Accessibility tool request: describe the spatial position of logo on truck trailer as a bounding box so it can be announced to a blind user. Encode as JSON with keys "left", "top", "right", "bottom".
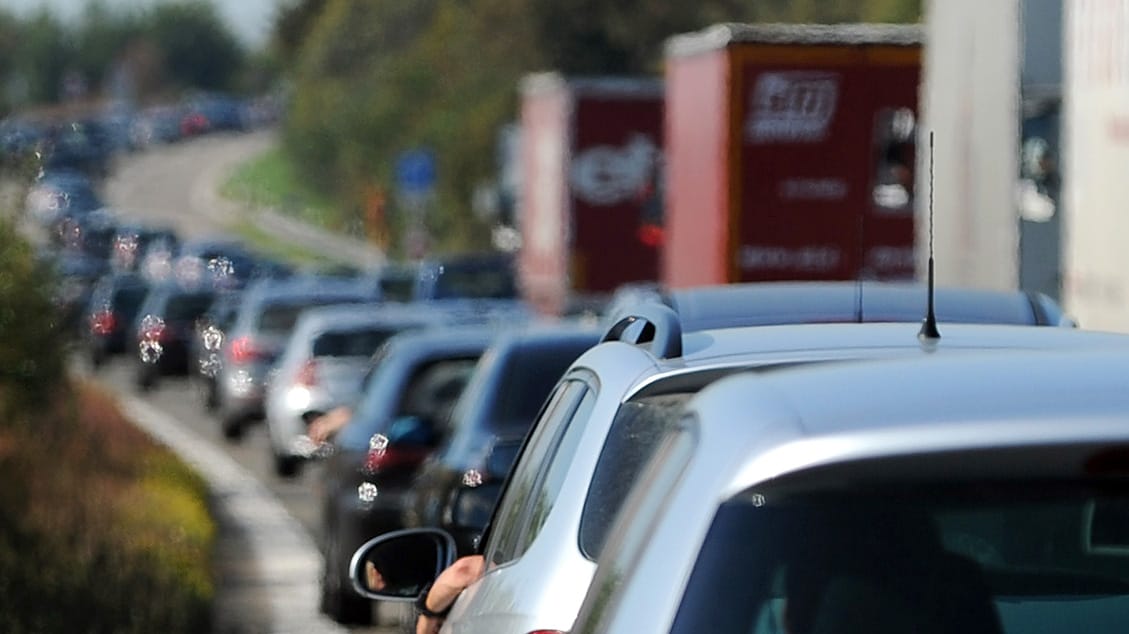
{"left": 746, "top": 71, "right": 840, "bottom": 143}
{"left": 570, "top": 133, "right": 660, "bottom": 205}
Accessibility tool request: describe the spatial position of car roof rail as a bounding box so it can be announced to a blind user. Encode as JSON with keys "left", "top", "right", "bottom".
{"left": 601, "top": 302, "right": 683, "bottom": 359}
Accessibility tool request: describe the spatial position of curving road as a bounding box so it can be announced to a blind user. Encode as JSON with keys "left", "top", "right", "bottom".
{"left": 84, "top": 131, "right": 403, "bottom": 634}
{"left": 104, "top": 130, "right": 385, "bottom": 268}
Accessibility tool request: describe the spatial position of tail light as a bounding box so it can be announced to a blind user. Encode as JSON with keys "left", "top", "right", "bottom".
{"left": 637, "top": 223, "right": 664, "bottom": 247}
{"left": 229, "top": 336, "right": 261, "bottom": 363}
{"left": 90, "top": 309, "right": 116, "bottom": 335}
{"left": 362, "top": 445, "right": 431, "bottom": 475}
{"left": 295, "top": 359, "right": 319, "bottom": 387}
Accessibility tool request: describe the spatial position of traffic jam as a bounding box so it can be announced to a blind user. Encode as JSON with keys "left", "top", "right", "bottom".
{"left": 7, "top": 4, "right": 1129, "bottom": 634}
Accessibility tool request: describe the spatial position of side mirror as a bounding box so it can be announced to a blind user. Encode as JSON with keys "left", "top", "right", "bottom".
{"left": 445, "top": 437, "right": 523, "bottom": 538}
{"left": 349, "top": 528, "right": 457, "bottom": 601}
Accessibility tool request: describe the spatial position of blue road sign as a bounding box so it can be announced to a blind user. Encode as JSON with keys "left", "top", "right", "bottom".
{"left": 396, "top": 149, "right": 436, "bottom": 195}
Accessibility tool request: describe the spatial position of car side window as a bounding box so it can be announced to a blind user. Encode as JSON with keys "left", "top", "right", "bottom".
{"left": 485, "top": 378, "right": 592, "bottom": 568}
{"left": 516, "top": 387, "right": 596, "bottom": 552}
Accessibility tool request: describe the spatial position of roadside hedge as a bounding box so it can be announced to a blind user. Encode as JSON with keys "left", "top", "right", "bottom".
{"left": 0, "top": 382, "right": 216, "bottom": 633}
{"left": 0, "top": 208, "right": 216, "bottom": 633}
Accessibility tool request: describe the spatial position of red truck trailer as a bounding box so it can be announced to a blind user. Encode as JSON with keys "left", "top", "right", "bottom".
{"left": 663, "top": 23, "right": 923, "bottom": 288}
{"left": 517, "top": 73, "right": 664, "bottom": 316}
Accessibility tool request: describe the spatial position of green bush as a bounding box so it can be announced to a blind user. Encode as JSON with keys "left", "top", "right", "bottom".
{"left": 0, "top": 215, "right": 216, "bottom": 633}
{"left": 0, "top": 383, "right": 216, "bottom": 634}
{"left": 0, "top": 214, "right": 67, "bottom": 424}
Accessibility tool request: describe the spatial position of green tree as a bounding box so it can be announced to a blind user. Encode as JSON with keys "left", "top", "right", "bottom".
{"left": 272, "top": 0, "right": 331, "bottom": 65}
{"left": 279, "top": 0, "right": 922, "bottom": 255}
{"left": 0, "top": 218, "right": 66, "bottom": 422}
{"left": 14, "top": 11, "right": 72, "bottom": 104}
{"left": 74, "top": 1, "right": 145, "bottom": 96}
{"left": 146, "top": 1, "right": 245, "bottom": 92}
{"left": 0, "top": 9, "right": 18, "bottom": 113}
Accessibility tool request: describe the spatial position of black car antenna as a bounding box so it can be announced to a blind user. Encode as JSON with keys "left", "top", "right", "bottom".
{"left": 919, "top": 131, "right": 941, "bottom": 340}
{"left": 855, "top": 213, "right": 865, "bottom": 323}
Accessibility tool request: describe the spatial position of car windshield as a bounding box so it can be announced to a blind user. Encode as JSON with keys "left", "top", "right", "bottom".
{"left": 432, "top": 264, "right": 517, "bottom": 300}
{"left": 669, "top": 481, "right": 1129, "bottom": 634}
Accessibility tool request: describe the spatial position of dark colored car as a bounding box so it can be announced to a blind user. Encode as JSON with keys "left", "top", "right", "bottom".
{"left": 55, "top": 207, "right": 119, "bottom": 260}
{"left": 108, "top": 223, "right": 179, "bottom": 273}
{"left": 132, "top": 283, "right": 217, "bottom": 391}
{"left": 130, "top": 104, "right": 184, "bottom": 148}
{"left": 191, "top": 288, "right": 244, "bottom": 412}
{"left": 40, "top": 119, "right": 115, "bottom": 180}
{"left": 81, "top": 271, "right": 150, "bottom": 367}
{"left": 414, "top": 252, "right": 518, "bottom": 301}
{"left": 212, "top": 276, "right": 378, "bottom": 438}
{"left": 187, "top": 93, "right": 247, "bottom": 132}
{"left": 403, "top": 324, "right": 602, "bottom": 554}
{"left": 140, "top": 236, "right": 289, "bottom": 291}
{"left": 318, "top": 326, "right": 497, "bottom": 625}
{"left": 47, "top": 250, "right": 111, "bottom": 334}
{"left": 25, "top": 168, "right": 104, "bottom": 231}
{"left": 370, "top": 261, "right": 418, "bottom": 302}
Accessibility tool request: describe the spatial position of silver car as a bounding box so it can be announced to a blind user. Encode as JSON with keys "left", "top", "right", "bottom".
{"left": 571, "top": 348, "right": 1129, "bottom": 633}
{"left": 263, "top": 302, "right": 447, "bottom": 477}
{"left": 346, "top": 303, "right": 1129, "bottom": 634}
{"left": 213, "top": 275, "right": 378, "bottom": 439}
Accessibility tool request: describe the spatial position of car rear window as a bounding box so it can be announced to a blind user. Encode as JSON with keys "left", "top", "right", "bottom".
{"left": 578, "top": 393, "right": 691, "bottom": 559}
{"left": 113, "top": 285, "right": 149, "bottom": 314}
{"left": 312, "top": 327, "right": 404, "bottom": 358}
{"left": 165, "top": 292, "right": 214, "bottom": 321}
{"left": 670, "top": 481, "right": 1129, "bottom": 634}
{"left": 490, "top": 339, "right": 596, "bottom": 426}
{"left": 256, "top": 298, "right": 368, "bottom": 333}
{"left": 432, "top": 265, "right": 517, "bottom": 300}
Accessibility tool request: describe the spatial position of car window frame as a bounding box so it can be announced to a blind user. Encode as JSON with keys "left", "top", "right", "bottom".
{"left": 479, "top": 370, "right": 597, "bottom": 568}
{"left": 575, "top": 420, "right": 698, "bottom": 634}
{"left": 513, "top": 384, "right": 597, "bottom": 554}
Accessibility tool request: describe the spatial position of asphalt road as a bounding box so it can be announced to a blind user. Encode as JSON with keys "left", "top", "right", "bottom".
{"left": 79, "top": 131, "right": 406, "bottom": 633}
{"left": 103, "top": 129, "right": 384, "bottom": 268}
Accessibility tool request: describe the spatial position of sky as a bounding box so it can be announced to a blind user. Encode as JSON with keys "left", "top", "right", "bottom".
{"left": 3, "top": 0, "right": 283, "bottom": 49}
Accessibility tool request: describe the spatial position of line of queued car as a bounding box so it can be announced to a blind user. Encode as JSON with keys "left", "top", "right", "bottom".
{"left": 320, "top": 280, "right": 1129, "bottom": 634}
{"left": 1, "top": 92, "right": 283, "bottom": 176}
{"left": 44, "top": 178, "right": 1129, "bottom": 634}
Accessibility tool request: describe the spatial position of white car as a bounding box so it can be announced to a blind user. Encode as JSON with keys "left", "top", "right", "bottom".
{"left": 344, "top": 298, "right": 1129, "bottom": 634}
{"left": 571, "top": 348, "right": 1129, "bottom": 633}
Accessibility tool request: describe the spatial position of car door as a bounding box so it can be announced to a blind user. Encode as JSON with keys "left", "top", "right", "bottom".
{"left": 447, "top": 372, "right": 598, "bottom": 632}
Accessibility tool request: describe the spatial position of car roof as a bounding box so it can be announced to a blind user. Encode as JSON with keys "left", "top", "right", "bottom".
{"left": 379, "top": 323, "right": 503, "bottom": 358}
{"left": 575, "top": 345, "right": 1129, "bottom": 634}
{"left": 241, "top": 275, "right": 375, "bottom": 304}
{"left": 687, "top": 347, "right": 1129, "bottom": 495}
{"left": 247, "top": 273, "right": 370, "bottom": 292}
{"left": 605, "top": 281, "right": 1071, "bottom": 330}
{"left": 586, "top": 321, "right": 1129, "bottom": 393}
{"left": 292, "top": 302, "right": 447, "bottom": 332}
